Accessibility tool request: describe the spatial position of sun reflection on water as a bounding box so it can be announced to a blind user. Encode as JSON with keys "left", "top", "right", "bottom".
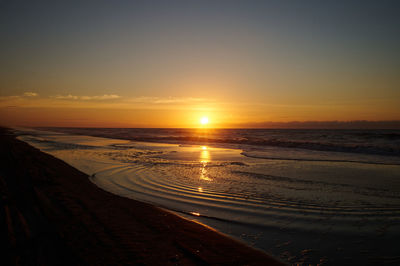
{"left": 199, "top": 146, "right": 212, "bottom": 181}
{"left": 200, "top": 149, "right": 209, "bottom": 163}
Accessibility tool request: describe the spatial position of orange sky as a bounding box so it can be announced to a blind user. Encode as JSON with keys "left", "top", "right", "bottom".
{"left": 1, "top": 1, "right": 399, "bottom": 128}
{"left": 1, "top": 94, "right": 399, "bottom": 128}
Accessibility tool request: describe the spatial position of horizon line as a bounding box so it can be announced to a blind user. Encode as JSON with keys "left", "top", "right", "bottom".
{"left": 7, "top": 120, "right": 400, "bottom": 130}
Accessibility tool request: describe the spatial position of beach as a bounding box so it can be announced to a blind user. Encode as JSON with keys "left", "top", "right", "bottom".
{"left": 0, "top": 127, "right": 283, "bottom": 265}
{"left": 10, "top": 127, "right": 400, "bottom": 265}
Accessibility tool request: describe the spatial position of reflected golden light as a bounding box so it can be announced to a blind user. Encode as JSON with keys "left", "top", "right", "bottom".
{"left": 190, "top": 212, "right": 201, "bottom": 216}
{"left": 200, "top": 163, "right": 212, "bottom": 181}
{"left": 200, "top": 116, "right": 209, "bottom": 125}
{"left": 199, "top": 147, "right": 212, "bottom": 181}
{"left": 198, "top": 187, "right": 203, "bottom": 192}
{"left": 200, "top": 150, "right": 210, "bottom": 162}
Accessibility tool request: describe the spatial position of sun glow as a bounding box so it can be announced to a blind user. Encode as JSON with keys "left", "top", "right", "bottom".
{"left": 200, "top": 116, "right": 209, "bottom": 125}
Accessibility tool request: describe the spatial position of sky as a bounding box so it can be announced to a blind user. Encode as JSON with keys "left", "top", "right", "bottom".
{"left": 0, "top": 0, "right": 399, "bottom": 128}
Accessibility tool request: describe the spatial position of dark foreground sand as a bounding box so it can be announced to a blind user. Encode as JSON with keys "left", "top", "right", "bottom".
{"left": 0, "top": 128, "right": 283, "bottom": 265}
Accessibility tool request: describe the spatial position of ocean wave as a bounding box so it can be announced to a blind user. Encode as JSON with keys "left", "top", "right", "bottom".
{"left": 36, "top": 127, "right": 400, "bottom": 157}
{"left": 23, "top": 135, "right": 98, "bottom": 150}
{"left": 241, "top": 151, "right": 400, "bottom": 165}
{"left": 233, "top": 171, "right": 400, "bottom": 200}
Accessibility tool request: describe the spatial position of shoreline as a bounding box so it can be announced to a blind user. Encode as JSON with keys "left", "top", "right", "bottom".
{"left": 32, "top": 126, "right": 400, "bottom": 158}
{"left": 0, "top": 127, "right": 283, "bottom": 265}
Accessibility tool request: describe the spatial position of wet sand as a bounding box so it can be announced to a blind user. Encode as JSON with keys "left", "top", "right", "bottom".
{"left": 0, "top": 127, "right": 283, "bottom": 265}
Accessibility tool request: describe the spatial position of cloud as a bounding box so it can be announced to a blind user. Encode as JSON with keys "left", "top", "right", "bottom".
{"left": 0, "top": 92, "right": 38, "bottom": 100}
{"left": 0, "top": 94, "right": 217, "bottom": 111}
{"left": 53, "top": 94, "right": 78, "bottom": 100}
{"left": 0, "top": 95, "right": 19, "bottom": 101}
{"left": 81, "top": 94, "right": 121, "bottom": 100}
{"left": 53, "top": 94, "right": 121, "bottom": 100}
{"left": 151, "top": 97, "right": 210, "bottom": 104}
{"left": 23, "top": 92, "right": 38, "bottom": 97}
{"left": 127, "top": 97, "right": 213, "bottom": 104}
{"left": 51, "top": 95, "right": 212, "bottom": 105}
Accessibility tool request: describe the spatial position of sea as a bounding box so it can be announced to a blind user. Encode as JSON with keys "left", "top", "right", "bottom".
{"left": 16, "top": 128, "right": 400, "bottom": 265}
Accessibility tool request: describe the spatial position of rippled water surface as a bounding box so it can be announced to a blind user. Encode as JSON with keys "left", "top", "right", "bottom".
{"left": 17, "top": 128, "right": 400, "bottom": 265}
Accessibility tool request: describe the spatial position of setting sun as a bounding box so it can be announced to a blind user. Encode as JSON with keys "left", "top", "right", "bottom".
{"left": 200, "top": 117, "right": 209, "bottom": 125}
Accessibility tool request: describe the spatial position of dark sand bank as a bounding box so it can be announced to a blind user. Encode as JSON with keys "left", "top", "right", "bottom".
{"left": 0, "top": 128, "right": 283, "bottom": 265}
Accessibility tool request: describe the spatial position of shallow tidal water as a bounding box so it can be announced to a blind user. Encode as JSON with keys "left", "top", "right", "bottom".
{"left": 17, "top": 128, "right": 400, "bottom": 265}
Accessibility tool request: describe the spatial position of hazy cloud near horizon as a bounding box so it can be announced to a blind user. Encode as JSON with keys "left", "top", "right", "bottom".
{"left": 53, "top": 94, "right": 121, "bottom": 100}
{"left": 23, "top": 92, "right": 38, "bottom": 97}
